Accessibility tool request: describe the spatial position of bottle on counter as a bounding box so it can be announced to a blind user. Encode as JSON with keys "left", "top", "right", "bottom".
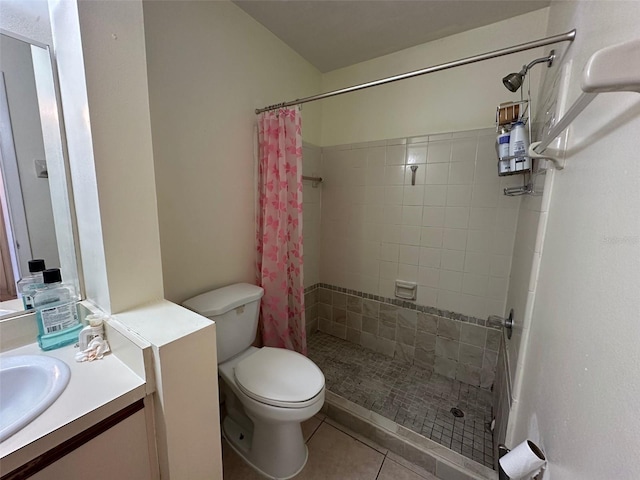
{"left": 78, "top": 313, "right": 106, "bottom": 350}
{"left": 33, "top": 268, "right": 82, "bottom": 351}
{"left": 16, "top": 259, "right": 47, "bottom": 310}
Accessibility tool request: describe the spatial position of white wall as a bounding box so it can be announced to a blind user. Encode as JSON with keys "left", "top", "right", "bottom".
{"left": 320, "top": 8, "right": 550, "bottom": 146}
{"left": 508, "top": 1, "right": 640, "bottom": 478}
{"left": 143, "top": 0, "right": 322, "bottom": 304}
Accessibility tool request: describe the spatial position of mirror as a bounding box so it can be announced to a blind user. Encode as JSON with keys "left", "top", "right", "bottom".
{"left": 0, "top": 31, "right": 80, "bottom": 318}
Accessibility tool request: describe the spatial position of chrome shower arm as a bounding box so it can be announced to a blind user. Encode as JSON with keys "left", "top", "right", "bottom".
{"left": 503, "top": 51, "right": 556, "bottom": 92}
{"left": 523, "top": 52, "right": 556, "bottom": 74}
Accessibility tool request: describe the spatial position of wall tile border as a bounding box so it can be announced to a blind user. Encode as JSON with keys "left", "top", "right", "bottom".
{"left": 305, "top": 282, "right": 502, "bottom": 389}
{"left": 305, "top": 283, "right": 501, "bottom": 329}
{"left": 304, "top": 284, "right": 319, "bottom": 335}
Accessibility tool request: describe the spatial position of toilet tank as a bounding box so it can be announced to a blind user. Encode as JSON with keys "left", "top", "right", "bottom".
{"left": 182, "top": 283, "right": 264, "bottom": 363}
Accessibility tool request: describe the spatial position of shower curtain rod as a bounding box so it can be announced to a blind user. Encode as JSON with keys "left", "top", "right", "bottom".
{"left": 255, "top": 29, "right": 576, "bottom": 114}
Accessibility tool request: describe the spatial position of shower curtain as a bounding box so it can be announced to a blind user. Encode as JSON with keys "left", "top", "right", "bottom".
{"left": 256, "top": 108, "right": 306, "bottom": 354}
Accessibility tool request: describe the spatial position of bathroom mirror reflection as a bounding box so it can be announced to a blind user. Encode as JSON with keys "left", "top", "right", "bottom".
{"left": 0, "top": 31, "right": 80, "bottom": 318}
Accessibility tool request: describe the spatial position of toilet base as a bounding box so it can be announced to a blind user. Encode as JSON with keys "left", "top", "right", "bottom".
{"left": 222, "top": 416, "right": 309, "bottom": 480}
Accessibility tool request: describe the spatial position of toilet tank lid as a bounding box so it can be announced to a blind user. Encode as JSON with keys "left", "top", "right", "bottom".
{"left": 182, "top": 283, "right": 264, "bottom": 317}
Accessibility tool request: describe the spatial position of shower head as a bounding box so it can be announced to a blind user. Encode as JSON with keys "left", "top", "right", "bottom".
{"left": 502, "top": 50, "right": 556, "bottom": 92}
{"left": 503, "top": 70, "right": 526, "bottom": 92}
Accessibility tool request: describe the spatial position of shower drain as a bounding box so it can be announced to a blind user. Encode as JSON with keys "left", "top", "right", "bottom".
{"left": 450, "top": 407, "right": 465, "bottom": 418}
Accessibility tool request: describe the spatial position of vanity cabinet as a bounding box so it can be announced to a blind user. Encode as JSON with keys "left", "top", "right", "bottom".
{"left": 29, "top": 409, "right": 154, "bottom": 480}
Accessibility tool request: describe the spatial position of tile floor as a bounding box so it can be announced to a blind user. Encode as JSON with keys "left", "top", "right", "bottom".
{"left": 307, "top": 331, "right": 494, "bottom": 468}
{"left": 222, "top": 414, "right": 442, "bottom": 480}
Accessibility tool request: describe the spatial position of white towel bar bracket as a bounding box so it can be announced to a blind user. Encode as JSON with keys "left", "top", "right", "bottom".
{"left": 528, "top": 141, "right": 564, "bottom": 170}
{"left": 534, "top": 37, "right": 640, "bottom": 157}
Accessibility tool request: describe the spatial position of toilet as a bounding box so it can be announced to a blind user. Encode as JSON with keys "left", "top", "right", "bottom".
{"left": 183, "top": 283, "right": 325, "bottom": 480}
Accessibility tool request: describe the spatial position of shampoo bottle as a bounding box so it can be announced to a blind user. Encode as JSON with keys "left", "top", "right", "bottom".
{"left": 16, "top": 259, "right": 46, "bottom": 310}
{"left": 33, "top": 268, "right": 82, "bottom": 351}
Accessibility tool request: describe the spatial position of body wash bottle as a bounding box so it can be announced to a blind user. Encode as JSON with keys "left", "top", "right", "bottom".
{"left": 33, "top": 268, "right": 82, "bottom": 350}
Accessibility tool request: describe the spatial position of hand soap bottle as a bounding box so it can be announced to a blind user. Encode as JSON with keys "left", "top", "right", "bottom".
{"left": 16, "top": 259, "right": 46, "bottom": 310}
{"left": 33, "top": 268, "right": 82, "bottom": 350}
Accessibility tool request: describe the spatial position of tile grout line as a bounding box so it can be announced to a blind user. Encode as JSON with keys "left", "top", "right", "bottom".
{"left": 319, "top": 413, "right": 444, "bottom": 480}
{"left": 323, "top": 417, "right": 386, "bottom": 455}
{"left": 306, "top": 417, "right": 324, "bottom": 444}
{"left": 374, "top": 451, "right": 388, "bottom": 480}
{"left": 312, "top": 417, "right": 392, "bottom": 480}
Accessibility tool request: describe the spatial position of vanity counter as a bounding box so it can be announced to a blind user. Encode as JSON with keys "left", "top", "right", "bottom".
{"left": 0, "top": 341, "right": 147, "bottom": 474}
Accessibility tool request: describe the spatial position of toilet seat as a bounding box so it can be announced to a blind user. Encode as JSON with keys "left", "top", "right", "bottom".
{"left": 234, "top": 347, "right": 325, "bottom": 408}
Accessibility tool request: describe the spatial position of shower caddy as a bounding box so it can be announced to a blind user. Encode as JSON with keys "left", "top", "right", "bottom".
{"left": 495, "top": 94, "right": 545, "bottom": 197}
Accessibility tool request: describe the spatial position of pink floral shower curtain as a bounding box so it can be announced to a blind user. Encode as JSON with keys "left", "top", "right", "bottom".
{"left": 256, "top": 108, "right": 306, "bottom": 354}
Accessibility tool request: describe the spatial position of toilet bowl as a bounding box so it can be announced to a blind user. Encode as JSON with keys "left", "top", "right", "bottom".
{"left": 182, "top": 283, "right": 325, "bottom": 479}
{"left": 219, "top": 347, "right": 324, "bottom": 479}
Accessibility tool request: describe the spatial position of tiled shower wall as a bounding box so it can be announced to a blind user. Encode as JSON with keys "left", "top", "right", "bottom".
{"left": 318, "top": 128, "right": 521, "bottom": 320}
{"left": 312, "top": 284, "right": 502, "bottom": 388}
{"left": 302, "top": 143, "right": 322, "bottom": 289}
{"left": 303, "top": 144, "right": 321, "bottom": 335}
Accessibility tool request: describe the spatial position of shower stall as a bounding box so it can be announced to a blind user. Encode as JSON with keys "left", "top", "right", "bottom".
{"left": 301, "top": 128, "right": 517, "bottom": 473}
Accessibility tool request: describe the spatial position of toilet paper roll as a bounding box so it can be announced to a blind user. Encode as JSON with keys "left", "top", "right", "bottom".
{"left": 499, "top": 440, "right": 546, "bottom": 479}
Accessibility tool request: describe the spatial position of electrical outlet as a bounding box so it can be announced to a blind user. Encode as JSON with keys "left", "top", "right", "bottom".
{"left": 34, "top": 159, "right": 48, "bottom": 178}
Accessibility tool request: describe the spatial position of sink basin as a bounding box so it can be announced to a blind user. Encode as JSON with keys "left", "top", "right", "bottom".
{"left": 0, "top": 355, "right": 71, "bottom": 442}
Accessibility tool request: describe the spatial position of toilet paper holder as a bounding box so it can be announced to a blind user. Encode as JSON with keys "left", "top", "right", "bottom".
{"left": 498, "top": 444, "right": 511, "bottom": 480}
{"left": 499, "top": 441, "right": 546, "bottom": 480}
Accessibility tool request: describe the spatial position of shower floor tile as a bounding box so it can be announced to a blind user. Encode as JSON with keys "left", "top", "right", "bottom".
{"left": 308, "top": 331, "right": 494, "bottom": 469}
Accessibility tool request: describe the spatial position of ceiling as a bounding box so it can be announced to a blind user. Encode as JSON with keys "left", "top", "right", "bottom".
{"left": 233, "top": 0, "right": 550, "bottom": 72}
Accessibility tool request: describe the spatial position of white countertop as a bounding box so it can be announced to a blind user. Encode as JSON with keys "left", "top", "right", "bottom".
{"left": 0, "top": 341, "right": 147, "bottom": 473}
